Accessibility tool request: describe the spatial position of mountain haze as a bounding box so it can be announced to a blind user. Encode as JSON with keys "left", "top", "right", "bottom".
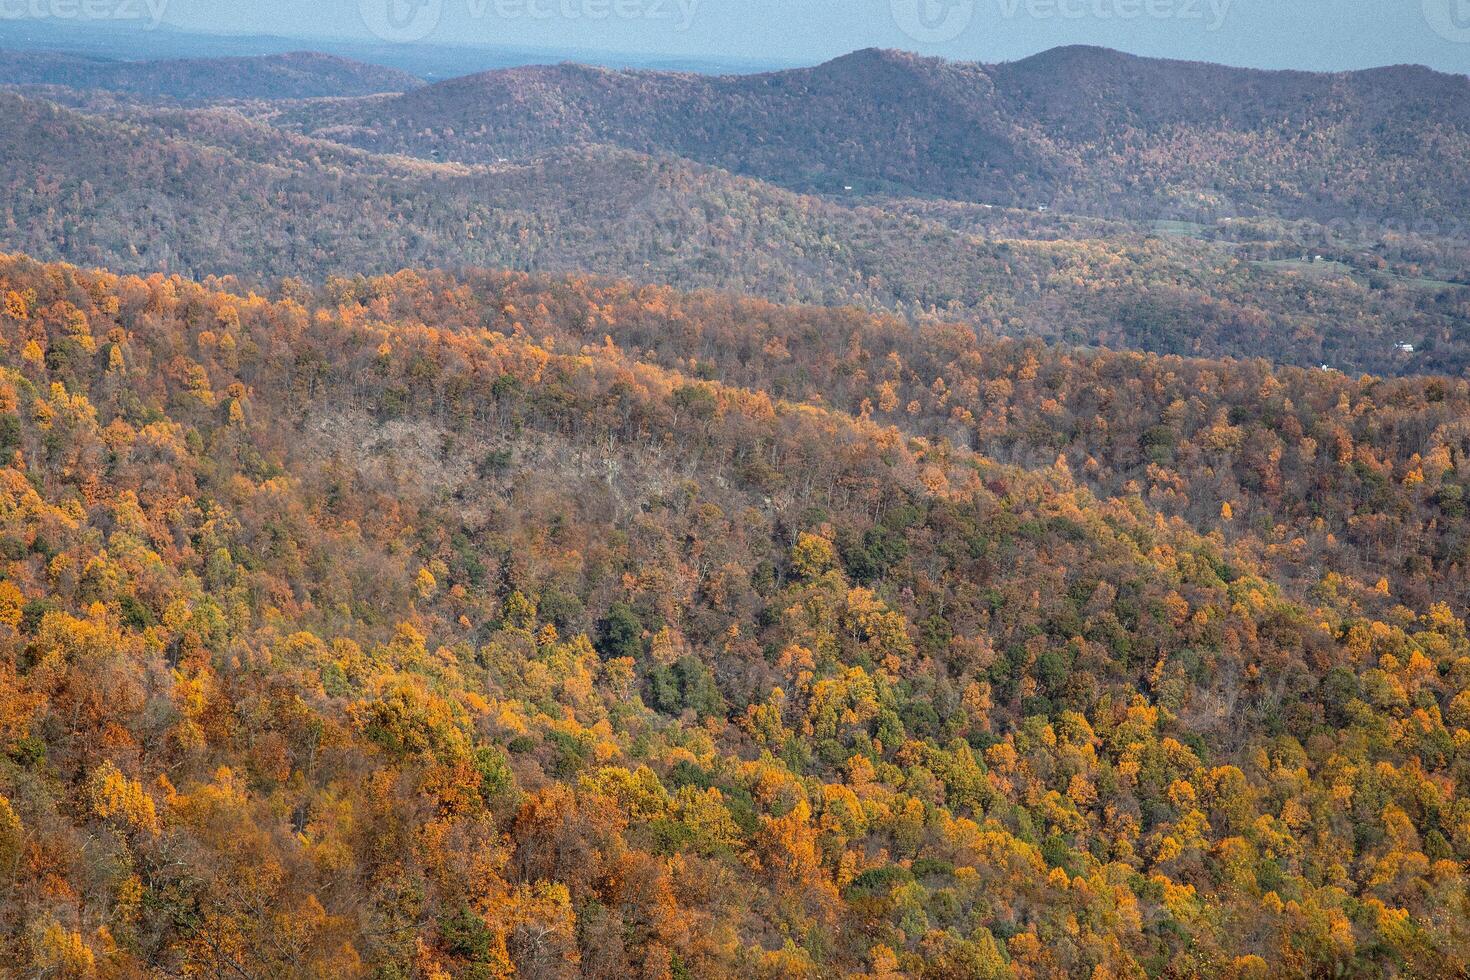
{"left": 0, "top": 49, "right": 423, "bottom": 101}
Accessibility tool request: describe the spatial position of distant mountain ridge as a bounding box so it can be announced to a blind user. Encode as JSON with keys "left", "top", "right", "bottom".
{"left": 0, "top": 49, "right": 423, "bottom": 100}
{"left": 272, "top": 45, "right": 1470, "bottom": 223}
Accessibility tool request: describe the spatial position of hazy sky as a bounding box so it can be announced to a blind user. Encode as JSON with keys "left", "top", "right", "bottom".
{"left": 20, "top": 0, "right": 1470, "bottom": 73}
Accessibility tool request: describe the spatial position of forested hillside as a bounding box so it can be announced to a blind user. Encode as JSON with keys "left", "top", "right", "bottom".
{"left": 273, "top": 46, "right": 1470, "bottom": 224}
{"left": 0, "top": 253, "right": 1467, "bottom": 977}
{"left": 2, "top": 89, "right": 1468, "bottom": 378}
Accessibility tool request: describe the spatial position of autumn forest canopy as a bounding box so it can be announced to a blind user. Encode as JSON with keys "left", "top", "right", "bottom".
{"left": 0, "top": 38, "right": 1468, "bottom": 980}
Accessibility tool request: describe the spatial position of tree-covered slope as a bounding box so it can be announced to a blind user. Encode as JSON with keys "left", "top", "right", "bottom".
{"left": 0, "top": 253, "right": 1467, "bottom": 977}
{"left": 276, "top": 46, "right": 1470, "bottom": 223}
{"left": 3, "top": 91, "right": 1469, "bottom": 378}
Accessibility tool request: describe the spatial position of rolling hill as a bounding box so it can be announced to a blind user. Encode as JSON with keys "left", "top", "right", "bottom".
{"left": 3, "top": 34, "right": 1470, "bottom": 980}
{"left": 274, "top": 45, "right": 1470, "bottom": 223}
{"left": 1, "top": 89, "right": 1468, "bottom": 378}
{"left": 0, "top": 251, "right": 1467, "bottom": 976}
